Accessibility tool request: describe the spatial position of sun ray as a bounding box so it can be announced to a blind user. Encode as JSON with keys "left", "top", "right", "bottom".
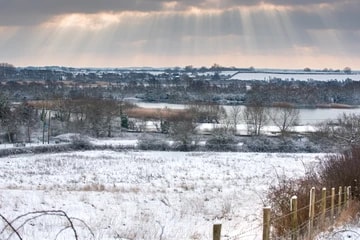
{"left": 1, "top": 1, "right": 359, "bottom": 69}
{"left": 238, "top": 7, "right": 257, "bottom": 55}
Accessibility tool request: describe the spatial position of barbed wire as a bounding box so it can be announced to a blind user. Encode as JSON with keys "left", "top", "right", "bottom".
{"left": 228, "top": 223, "right": 263, "bottom": 239}
{"left": 266, "top": 186, "right": 354, "bottom": 239}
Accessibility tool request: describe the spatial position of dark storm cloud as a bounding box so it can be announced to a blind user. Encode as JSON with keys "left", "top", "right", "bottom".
{"left": 0, "top": 0, "right": 167, "bottom": 25}
{"left": 2, "top": 1, "right": 355, "bottom": 53}
{"left": 261, "top": 0, "right": 337, "bottom": 5}
{"left": 0, "top": 0, "right": 359, "bottom": 31}
{"left": 1, "top": 0, "right": 360, "bottom": 67}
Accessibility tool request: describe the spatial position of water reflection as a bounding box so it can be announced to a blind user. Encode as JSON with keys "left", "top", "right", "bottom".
{"left": 134, "top": 102, "right": 360, "bottom": 125}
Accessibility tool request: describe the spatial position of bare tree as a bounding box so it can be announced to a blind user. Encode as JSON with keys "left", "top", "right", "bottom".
{"left": 187, "top": 102, "right": 226, "bottom": 124}
{"left": 0, "top": 93, "right": 10, "bottom": 123}
{"left": 39, "top": 107, "right": 48, "bottom": 144}
{"left": 168, "top": 110, "right": 197, "bottom": 151}
{"left": 53, "top": 98, "right": 72, "bottom": 128}
{"left": 83, "top": 98, "right": 110, "bottom": 137}
{"left": 229, "top": 105, "right": 242, "bottom": 135}
{"left": 343, "top": 67, "right": 352, "bottom": 74}
{"left": 102, "top": 99, "right": 121, "bottom": 137}
{"left": 268, "top": 104, "right": 299, "bottom": 136}
{"left": 243, "top": 103, "right": 269, "bottom": 136}
{"left": 0, "top": 93, "right": 18, "bottom": 142}
{"left": 15, "top": 100, "right": 38, "bottom": 142}
{"left": 0, "top": 63, "right": 16, "bottom": 80}
{"left": 319, "top": 113, "right": 360, "bottom": 148}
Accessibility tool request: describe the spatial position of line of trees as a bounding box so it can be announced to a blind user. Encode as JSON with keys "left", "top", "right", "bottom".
{"left": 2, "top": 62, "right": 360, "bottom": 107}
{"left": 0, "top": 94, "right": 135, "bottom": 143}
{"left": 229, "top": 101, "right": 300, "bottom": 137}
{"left": 0, "top": 89, "right": 303, "bottom": 144}
{"left": 2, "top": 89, "right": 360, "bottom": 154}
{"left": 0, "top": 95, "right": 37, "bottom": 143}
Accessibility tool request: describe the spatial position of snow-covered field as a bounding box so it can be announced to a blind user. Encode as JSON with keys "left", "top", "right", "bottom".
{"left": 0, "top": 150, "right": 324, "bottom": 239}
{"left": 230, "top": 72, "right": 360, "bottom": 81}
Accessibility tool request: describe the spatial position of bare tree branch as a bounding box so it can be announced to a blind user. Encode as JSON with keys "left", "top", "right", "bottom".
{"left": 0, "top": 210, "right": 93, "bottom": 240}
{"left": 0, "top": 213, "right": 23, "bottom": 240}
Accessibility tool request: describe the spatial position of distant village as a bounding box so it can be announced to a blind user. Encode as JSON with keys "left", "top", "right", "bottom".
{"left": 1, "top": 63, "right": 360, "bottom": 106}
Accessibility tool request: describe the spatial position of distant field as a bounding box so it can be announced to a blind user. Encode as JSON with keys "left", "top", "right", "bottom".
{"left": 230, "top": 71, "right": 360, "bottom": 81}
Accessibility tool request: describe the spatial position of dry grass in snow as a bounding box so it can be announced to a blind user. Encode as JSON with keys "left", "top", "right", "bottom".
{"left": 0, "top": 151, "right": 323, "bottom": 239}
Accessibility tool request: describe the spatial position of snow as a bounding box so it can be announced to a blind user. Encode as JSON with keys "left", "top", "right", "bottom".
{"left": 195, "top": 123, "right": 317, "bottom": 135}
{"left": 135, "top": 102, "right": 186, "bottom": 110}
{"left": 91, "top": 139, "right": 138, "bottom": 147}
{"left": 230, "top": 72, "right": 360, "bottom": 81}
{"left": 316, "top": 226, "right": 360, "bottom": 239}
{"left": 0, "top": 150, "right": 323, "bottom": 239}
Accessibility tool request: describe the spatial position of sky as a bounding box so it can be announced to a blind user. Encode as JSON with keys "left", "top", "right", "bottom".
{"left": 0, "top": 0, "right": 359, "bottom": 70}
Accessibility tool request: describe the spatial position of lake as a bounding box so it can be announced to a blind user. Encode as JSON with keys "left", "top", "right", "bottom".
{"left": 134, "top": 102, "right": 360, "bottom": 125}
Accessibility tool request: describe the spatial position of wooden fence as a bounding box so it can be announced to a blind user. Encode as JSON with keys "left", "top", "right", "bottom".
{"left": 212, "top": 185, "right": 356, "bottom": 240}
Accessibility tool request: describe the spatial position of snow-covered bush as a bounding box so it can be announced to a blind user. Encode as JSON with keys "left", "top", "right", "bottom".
{"left": 70, "top": 135, "right": 93, "bottom": 150}
{"left": 245, "top": 136, "right": 280, "bottom": 152}
{"left": 171, "top": 141, "right": 198, "bottom": 151}
{"left": 205, "top": 134, "right": 238, "bottom": 151}
{"left": 245, "top": 136, "right": 319, "bottom": 153}
{"left": 137, "top": 136, "right": 170, "bottom": 151}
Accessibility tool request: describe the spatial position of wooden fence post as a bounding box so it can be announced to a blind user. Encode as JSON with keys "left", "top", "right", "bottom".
{"left": 308, "top": 187, "right": 315, "bottom": 239}
{"left": 353, "top": 179, "right": 359, "bottom": 200}
{"left": 344, "top": 186, "right": 348, "bottom": 209}
{"left": 263, "top": 207, "right": 271, "bottom": 240}
{"left": 291, "top": 196, "right": 298, "bottom": 240}
{"left": 321, "top": 188, "right": 327, "bottom": 227}
{"left": 213, "top": 224, "right": 221, "bottom": 240}
{"left": 346, "top": 186, "right": 351, "bottom": 208}
{"left": 331, "top": 187, "right": 335, "bottom": 222}
{"left": 338, "top": 186, "right": 343, "bottom": 214}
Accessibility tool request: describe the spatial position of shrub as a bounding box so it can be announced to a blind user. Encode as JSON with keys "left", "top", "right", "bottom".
{"left": 137, "top": 137, "right": 170, "bottom": 151}
{"left": 319, "top": 145, "right": 360, "bottom": 196}
{"left": 171, "top": 141, "right": 198, "bottom": 151}
{"left": 0, "top": 148, "right": 32, "bottom": 157}
{"left": 245, "top": 136, "right": 280, "bottom": 152}
{"left": 266, "top": 173, "right": 321, "bottom": 237}
{"left": 267, "top": 145, "right": 360, "bottom": 238}
{"left": 121, "top": 115, "right": 129, "bottom": 129}
{"left": 245, "top": 136, "right": 319, "bottom": 153}
{"left": 205, "top": 134, "right": 238, "bottom": 151}
{"left": 160, "top": 120, "right": 170, "bottom": 134}
{"left": 70, "top": 135, "right": 93, "bottom": 150}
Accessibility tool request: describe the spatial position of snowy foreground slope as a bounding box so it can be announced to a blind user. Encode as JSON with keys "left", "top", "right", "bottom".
{"left": 0, "top": 151, "right": 324, "bottom": 240}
